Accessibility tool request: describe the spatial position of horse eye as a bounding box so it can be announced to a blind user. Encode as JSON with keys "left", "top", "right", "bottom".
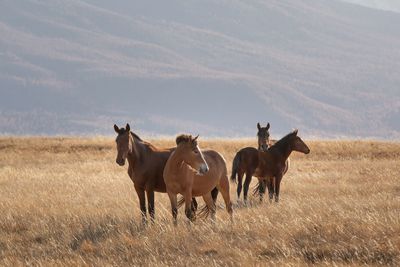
{"left": 193, "top": 149, "right": 198, "bottom": 154}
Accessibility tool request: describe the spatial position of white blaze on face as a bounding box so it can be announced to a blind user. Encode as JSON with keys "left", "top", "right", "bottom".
{"left": 197, "top": 145, "right": 209, "bottom": 174}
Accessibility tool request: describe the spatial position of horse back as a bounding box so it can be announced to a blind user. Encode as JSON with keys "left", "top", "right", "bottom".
{"left": 131, "top": 147, "right": 175, "bottom": 192}
{"left": 255, "top": 149, "right": 288, "bottom": 178}
{"left": 203, "top": 149, "right": 228, "bottom": 176}
{"left": 236, "top": 147, "right": 259, "bottom": 174}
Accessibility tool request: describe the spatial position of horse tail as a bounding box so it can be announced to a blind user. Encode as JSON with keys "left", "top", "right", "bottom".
{"left": 284, "top": 158, "right": 290, "bottom": 175}
{"left": 198, "top": 205, "right": 211, "bottom": 219}
{"left": 230, "top": 152, "right": 241, "bottom": 183}
{"left": 252, "top": 181, "right": 260, "bottom": 196}
{"left": 252, "top": 180, "right": 266, "bottom": 196}
{"left": 177, "top": 197, "right": 199, "bottom": 215}
{"left": 177, "top": 196, "right": 185, "bottom": 209}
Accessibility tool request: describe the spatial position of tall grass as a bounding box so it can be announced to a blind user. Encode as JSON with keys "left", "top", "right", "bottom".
{"left": 0, "top": 137, "right": 399, "bottom": 266}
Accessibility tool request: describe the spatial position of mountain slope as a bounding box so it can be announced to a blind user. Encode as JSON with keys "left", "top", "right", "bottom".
{"left": 1, "top": 0, "right": 399, "bottom": 138}
{"left": 341, "top": 0, "right": 400, "bottom": 13}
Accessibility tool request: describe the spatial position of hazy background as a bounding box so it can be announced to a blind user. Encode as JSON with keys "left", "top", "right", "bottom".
{"left": 1, "top": 0, "right": 399, "bottom": 138}
{"left": 342, "top": 0, "right": 400, "bottom": 12}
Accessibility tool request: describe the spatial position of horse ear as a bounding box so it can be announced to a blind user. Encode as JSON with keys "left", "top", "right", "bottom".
{"left": 257, "top": 123, "right": 261, "bottom": 130}
{"left": 266, "top": 123, "right": 270, "bottom": 130}
{"left": 125, "top": 123, "right": 130, "bottom": 132}
{"left": 114, "top": 124, "right": 120, "bottom": 134}
{"left": 193, "top": 134, "right": 199, "bottom": 142}
{"left": 293, "top": 129, "right": 298, "bottom": 135}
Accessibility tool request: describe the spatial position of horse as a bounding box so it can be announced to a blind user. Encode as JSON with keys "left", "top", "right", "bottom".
{"left": 257, "top": 122, "right": 270, "bottom": 151}
{"left": 230, "top": 122, "right": 273, "bottom": 202}
{"left": 114, "top": 123, "right": 211, "bottom": 224}
{"left": 254, "top": 129, "right": 310, "bottom": 202}
{"left": 163, "top": 134, "right": 233, "bottom": 224}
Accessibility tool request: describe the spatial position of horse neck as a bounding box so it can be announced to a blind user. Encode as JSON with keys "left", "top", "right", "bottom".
{"left": 127, "top": 135, "right": 146, "bottom": 170}
{"left": 273, "top": 140, "right": 293, "bottom": 161}
{"left": 166, "top": 148, "right": 185, "bottom": 175}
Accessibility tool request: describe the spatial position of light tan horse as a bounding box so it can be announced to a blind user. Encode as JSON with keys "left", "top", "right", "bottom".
{"left": 163, "top": 134, "right": 233, "bottom": 224}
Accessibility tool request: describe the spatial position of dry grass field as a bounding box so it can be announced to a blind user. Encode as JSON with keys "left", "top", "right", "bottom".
{"left": 0, "top": 137, "right": 399, "bottom": 266}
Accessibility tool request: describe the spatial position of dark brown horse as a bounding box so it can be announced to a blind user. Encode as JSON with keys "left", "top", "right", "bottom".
{"left": 254, "top": 129, "right": 310, "bottom": 202}
{"left": 230, "top": 123, "right": 291, "bottom": 203}
{"left": 257, "top": 122, "right": 270, "bottom": 151}
{"left": 114, "top": 124, "right": 212, "bottom": 223}
{"left": 230, "top": 123, "right": 270, "bottom": 202}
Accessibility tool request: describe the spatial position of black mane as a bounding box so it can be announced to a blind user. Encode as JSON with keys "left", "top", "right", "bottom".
{"left": 130, "top": 131, "right": 142, "bottom": 141}
{"left": 271, "top": 131, "right": 296, "bottom": 150}
{"left": 115, "top": 128, "right": 143, "bottom": 142}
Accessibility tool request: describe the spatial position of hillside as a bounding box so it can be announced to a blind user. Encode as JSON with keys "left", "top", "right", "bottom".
{"left": 1, "top": 0, "right": 400, "bottom": 137}
{"left": 342, "top": 0, "right": 400, "bottom": 12}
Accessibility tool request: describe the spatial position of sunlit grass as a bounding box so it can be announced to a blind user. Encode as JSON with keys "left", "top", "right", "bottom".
{"left": 0, "top": 137, "right": 399, "bottom": 265}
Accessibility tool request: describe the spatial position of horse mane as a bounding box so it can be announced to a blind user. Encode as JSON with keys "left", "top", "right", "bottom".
{"left": 130, "top": 131, "right": 161, "bottom": 150}
{"left": 176, "top": 134, "right": 197, "bottom": 146}
{"left": 116, "top": 129, "right": 143, "bottom": 143}
{"left": 271, "top": 130, "right": 297, "bottom": 150}
{"left": 130, "top": 131, "right": 143, "bottom": 142}
{"left": 176, "top": 134, "right": 191, "bottom": 144}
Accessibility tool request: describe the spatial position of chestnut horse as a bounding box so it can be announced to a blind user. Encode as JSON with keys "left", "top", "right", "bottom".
{"left": 114, "top": 124, "right": 210, "bottom": 224}
{"left": 163, "top": 134, "right": 233, "bottom": 224}
{"left": 254, "top": 129, "right": 310, "bottom": 202}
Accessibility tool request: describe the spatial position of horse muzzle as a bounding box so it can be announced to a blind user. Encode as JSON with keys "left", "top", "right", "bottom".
{"left": 116, "top": 158, "right": 126, "bottom": 166}
{"left": 259, "top": 144, "right": 268, "bottom": 152}
{"left": 198, "top": 163, "right": 209, "bottom": 175}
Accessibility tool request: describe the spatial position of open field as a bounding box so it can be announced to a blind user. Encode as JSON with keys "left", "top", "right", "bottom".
{"left": 0, "top": 137, "right": 399, "bottom": 266}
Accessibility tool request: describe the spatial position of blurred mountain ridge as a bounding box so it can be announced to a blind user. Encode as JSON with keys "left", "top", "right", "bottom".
{"left": 1, "top": 0, "right": 399, "bottom": 138}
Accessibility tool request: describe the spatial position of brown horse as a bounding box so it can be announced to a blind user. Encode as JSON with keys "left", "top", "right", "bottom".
{"left": 114, "top": 123, "right": 206, "bottom": 224}
{"left": 163, "top": 134, "right": 233, "bottom": 224}
{"left": 254, "top": 129, "right": 310, "bottom": 202}
{"left": 257, "top": 122, "right": 270, "bottom": 151}
{"left": 230, "top": 122, "right": 272, "bottom": 202}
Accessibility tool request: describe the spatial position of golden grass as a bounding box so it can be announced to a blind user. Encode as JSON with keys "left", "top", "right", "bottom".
{"left": 0, "top": 137, "right": 399, "bottom": 266}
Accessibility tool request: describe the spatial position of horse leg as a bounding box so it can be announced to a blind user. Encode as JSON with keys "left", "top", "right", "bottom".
{"left": 146, "top": 190, "right": 155, "bottom": 223}
{"left": 184, "top": 190, "right": 194, "bottom": 222}
{"left": 211, "top": 187, "right": 219, "bottom": 204}
{"left": 217, "top": 175, "right": 233, "bottom": 222}
{"left": 243, "top": 172, "right": 252, "bottom": 204}
{"left": 237, "top": 171, "right": 244, "bottom": 200}
{"left": 134, "top": 185, "right": 147, "bottom": 225}
{"left": 202, "top": 192, "right": 216, "bottom": 222}
{"left": 191, "top": 198, "right": 198, "bottom": 216}
{"left": 258, "top": 179, "right": 266, "bottom": 203}
{"left": 167, "top": 191, "right": 178, "bottom": 226}
{"left": 275, "top": 175, "right": 283, "bottom": 203}
{"left": 267, "top": 177, "right": 274, "bottom": 203}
